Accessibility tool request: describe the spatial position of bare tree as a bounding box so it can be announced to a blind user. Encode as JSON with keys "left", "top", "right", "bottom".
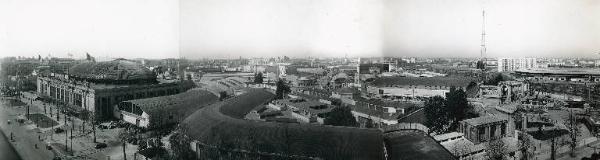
{"left": 117, "top": 128, "right": 132, "bottom": 160}
{"left": 170, "top": 124, "right": 197, "bottom": 160}
{"left": 565, "top": 110, "right": 582, "bottom": 157}
{"left": 549, "top": 128, "right": 568, "bottom": 160}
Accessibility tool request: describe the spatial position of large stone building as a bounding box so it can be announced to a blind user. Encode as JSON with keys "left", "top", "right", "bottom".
{"left": 37, "top": 59, "right": 194, "bottom": 120}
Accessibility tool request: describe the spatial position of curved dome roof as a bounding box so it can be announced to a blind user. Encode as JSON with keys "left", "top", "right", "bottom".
{"left": 69, "top": 59, "right": 155, "bottom": 82}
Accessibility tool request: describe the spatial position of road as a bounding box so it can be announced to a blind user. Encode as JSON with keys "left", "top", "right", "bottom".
{"left": 0, "top": 97, "right": 56, "bottom": 160}
{"left": 0, "top": 127, "right": 20, "bottom": 160}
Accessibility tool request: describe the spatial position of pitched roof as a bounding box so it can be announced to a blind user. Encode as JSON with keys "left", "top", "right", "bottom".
{"left": 461, "top": 115, "right": 507, "bottom": 126}
{"left": 123, "top": 89, "right": 218, "bottom": 119}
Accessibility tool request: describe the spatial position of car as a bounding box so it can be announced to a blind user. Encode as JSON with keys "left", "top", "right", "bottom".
{"left": 95, "top": 143, "right": 107, "bottom": 149}
{"left": 46, "top": 143, "right": 53, "bottom": 150}
{"left": 54, "top": 128, "right": 64, "bottom": 134}
{"left": 98, "top": 122, "right": 116, "bottom": 129}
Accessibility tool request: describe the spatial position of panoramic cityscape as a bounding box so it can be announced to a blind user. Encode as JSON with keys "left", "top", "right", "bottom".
{"left": 1, "top": 0, "right": 600, "bottom": 160}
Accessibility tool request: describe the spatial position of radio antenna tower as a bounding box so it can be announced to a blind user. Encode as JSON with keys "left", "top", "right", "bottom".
{"left": 480, "top": 10, "right": 487, "bottom": 60}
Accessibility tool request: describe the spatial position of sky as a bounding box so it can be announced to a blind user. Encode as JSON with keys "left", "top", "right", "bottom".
{"left": 1, "top": 0, "right": 599, "bottom": 59}
{"left": 384, "top": 0, "right": 600, "bottom": 58}
{"left": 0, "top": 0, "right": 179, "bottom": 59}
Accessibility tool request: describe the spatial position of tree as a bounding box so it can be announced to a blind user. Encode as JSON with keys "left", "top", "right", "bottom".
{"left": 476, "top": 60, "right": 486, "bottom": 70}
{"left": 518, "top": 131, "right": 534, "bottom": 160}
{"left": 466, "top": 81, "right": 479, "bottom": 98}
{"left": 566, "top": 110, "right": 582, "bottom": 157}
{"left": 484, "top": 73, "right": 505, "bottom": 85}
{"left": 275, "top": 79, "right": 290, "bottom": 99}
{"left": 365, "top": 118, "right": 375, "bottom": 128}
{"left": 486, "top": 139, "right": 507, "bottom": 160}
{"left": 170, "top": 125, "right": 197, "bottom": 160}
{"left": 254, "top": 72, "right": 263, "bottom": 84}
{"left": 324, "top": 106, "right": 359, "bottom": 127}
{"left": 446, "top": 87, "right": 472, "bottom": 131}
{"left": 219, "top": 91, "right": 228, "bottom": 101}
{"left": 117, "top": 128, "right": 133, "bottom": 160}
{"left": 424, "top": 96, "right": 448, "bottom": 134}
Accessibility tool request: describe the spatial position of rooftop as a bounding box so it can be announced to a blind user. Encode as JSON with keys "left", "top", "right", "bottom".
{"left": 370, "top": 76, "right": 474, "bottom": 88}
{"left": 68, "top": 59, "right": 156, "bottom": 82}
{"left": 120, "top": 89, "right": 218, "bottom": 118}
{"left": 461, "top": 115, "right": 507, "bottom": 126}
{"left": 384, "top": 131, "right": 456, "bottom": 160}
{"left": 516, "top": 68, "right": 600, "bottom": 76}
{"left": 181, "top": 89, "right": 386, "bottom": 159}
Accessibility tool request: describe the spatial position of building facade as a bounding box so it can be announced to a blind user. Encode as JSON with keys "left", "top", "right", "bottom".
{"left": 37, "top": 59, "right": 194, "bottom": 120}
{"left": 497, "top": 58, "right": 537, "bottom": 72}
{"left": 117, "top": 89, "right": 217, "bottom": 129}
{"left": 460, "top": 116, "right": 509, "bottom": 144}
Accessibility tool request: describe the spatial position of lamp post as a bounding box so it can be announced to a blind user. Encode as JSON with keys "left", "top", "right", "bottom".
{"left": 70, "top": 118, "right": 73, "bottom": 155}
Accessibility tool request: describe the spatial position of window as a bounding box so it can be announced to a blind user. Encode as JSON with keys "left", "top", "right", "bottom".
{"left": 478, "top": 127, "right": 485, "bottom": 141}
{"left": 74, "top": 93, "right": 82, "bottom": 107}
{"left": 490, "top": 125, "right": 496, "bottom": 139}
{"left": 501, "top": 123, "right": 506, "bottom": 136}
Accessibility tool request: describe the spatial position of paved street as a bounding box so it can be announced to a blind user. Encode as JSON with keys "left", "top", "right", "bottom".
{"left": 0, "top": 97, "right": 55, "bottom": 160}
{"left": 0, "top": 97, "right": 142, "bottom": 160}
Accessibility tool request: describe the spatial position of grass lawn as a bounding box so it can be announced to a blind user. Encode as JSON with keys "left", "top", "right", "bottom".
{"left": 26, "top": 113, "right": 59, "bottom": 128}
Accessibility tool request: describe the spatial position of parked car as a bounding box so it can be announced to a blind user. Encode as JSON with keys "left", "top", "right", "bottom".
{"left": 98, "top": 122, "right": 116, "bottom": 129}
{"left": 95, "top": 143, "right": 107, "bottom": 149}
{"left": 54, "top": 128, "right": 64, "bottom": 134}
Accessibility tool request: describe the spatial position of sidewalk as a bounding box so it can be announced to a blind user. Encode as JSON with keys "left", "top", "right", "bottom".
{"left": 0, "top": 97, "right": 56, "bottom": 160}
{"left": 27, "top": 97, "right": 142, "bottom": 160}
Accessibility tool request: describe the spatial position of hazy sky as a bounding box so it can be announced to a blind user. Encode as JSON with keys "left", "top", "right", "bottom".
{"left": 180, "top": 0, "right": 382, "bottom": 59}
{"left": 0, "top": 0, "right": 179, "bottom": 59}
{"left": 1, "top": 0, "right": 599, "bottom": 59}
{"left": 384, "top": 0, "right": 600, "bottom": 58}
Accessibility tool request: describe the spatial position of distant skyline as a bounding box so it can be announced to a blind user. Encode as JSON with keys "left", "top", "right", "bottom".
{"left": 1, "top": 0, "right": 599, "bottom": 59}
